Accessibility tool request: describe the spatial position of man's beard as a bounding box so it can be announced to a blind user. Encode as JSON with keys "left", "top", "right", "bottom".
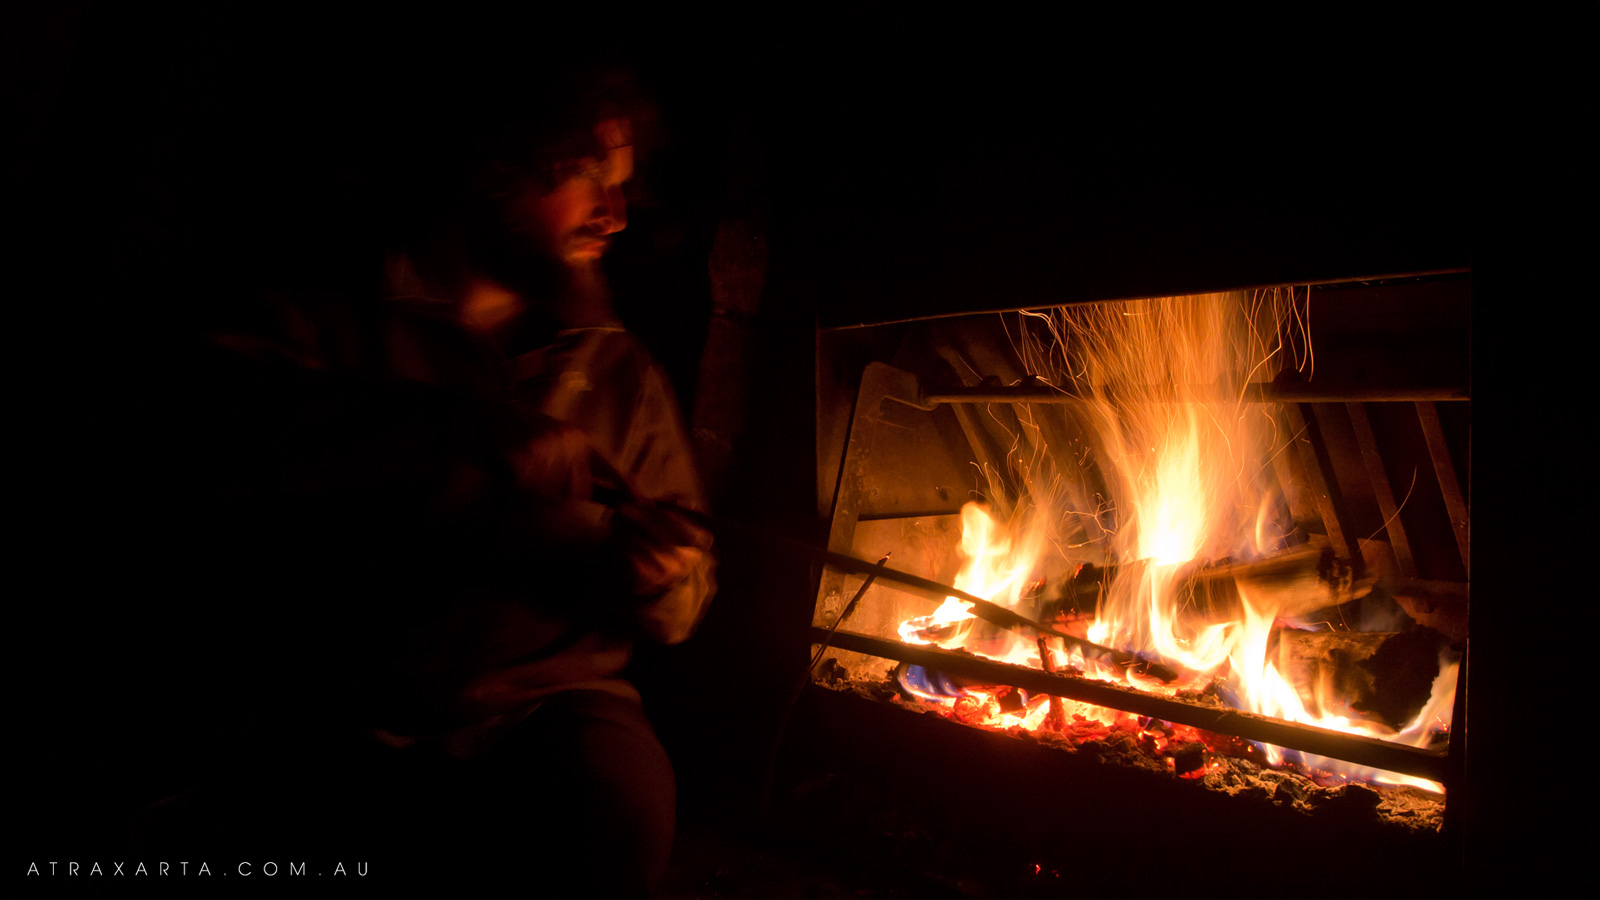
{"left": 551, "top": 260, "right": 616, "bottom": 329}
{"left": 474, "top": 217, "right": 611, "bottom": 316}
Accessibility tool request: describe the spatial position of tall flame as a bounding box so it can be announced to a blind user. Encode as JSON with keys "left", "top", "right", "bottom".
{"left": 900, "top": 502, "right": 1047, "bottom": 667}
{"left": 1053, "top": 294, "right": 1281, "bottom": 678}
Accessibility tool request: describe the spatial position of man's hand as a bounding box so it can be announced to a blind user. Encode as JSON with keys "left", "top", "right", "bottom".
{"left": 508, "top": 415, "right": 598, "bottom": 502}
{"left": 503, "top": 414, "right": 715, "bottom": 640}
{"left": 613, "top": 500, "right": 713, "bottom": 598}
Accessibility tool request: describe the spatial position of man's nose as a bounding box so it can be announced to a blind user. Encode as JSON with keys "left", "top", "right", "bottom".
{"left": 593, "top": 184, "right": 627, "bottom": 235}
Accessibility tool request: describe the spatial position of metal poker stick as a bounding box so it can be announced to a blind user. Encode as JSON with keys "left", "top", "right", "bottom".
{"left": 588, "top": 449, "right": 1176, "bottom": 680}
{"left": 809, "top": 554, "right": 889, "bottom": 673}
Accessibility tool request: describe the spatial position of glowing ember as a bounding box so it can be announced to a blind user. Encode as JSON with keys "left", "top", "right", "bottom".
{"left": 892, "top": 290, "right": 1456, "bottom": 792}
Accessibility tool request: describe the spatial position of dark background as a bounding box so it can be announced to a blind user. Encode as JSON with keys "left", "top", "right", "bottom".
{"left": 10, "top": 0, "right": 1569, "bottom": 889}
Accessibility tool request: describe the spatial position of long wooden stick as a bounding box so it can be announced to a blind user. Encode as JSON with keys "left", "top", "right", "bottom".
{"left": 813, "top": 548, "right": 1178, "bottom": 682}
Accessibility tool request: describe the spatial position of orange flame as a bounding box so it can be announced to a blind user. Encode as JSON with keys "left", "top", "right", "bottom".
{"left": 899, "top": 503, "right": 1044, "bottom": 667}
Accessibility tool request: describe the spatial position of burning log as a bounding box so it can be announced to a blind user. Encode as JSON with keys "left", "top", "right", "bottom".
{"left": 1274, "top": 627, "right": 1452, "bottom": 732}
{"left": 1054, "top": 543, "right": 1371, "bottom": 624}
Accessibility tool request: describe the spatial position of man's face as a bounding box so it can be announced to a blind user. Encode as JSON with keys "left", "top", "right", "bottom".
{"left": 515, "top": 119, "right": 634, "bottom": 267}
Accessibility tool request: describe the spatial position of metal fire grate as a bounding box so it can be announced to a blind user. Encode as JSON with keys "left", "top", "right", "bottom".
{"left": 809, "top": 275, "right": 1470, "bottom": 791}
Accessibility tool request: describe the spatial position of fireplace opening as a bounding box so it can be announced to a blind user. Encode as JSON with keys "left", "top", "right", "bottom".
{"left": 784, "top": 273, "right": 1468, "bottom": 892}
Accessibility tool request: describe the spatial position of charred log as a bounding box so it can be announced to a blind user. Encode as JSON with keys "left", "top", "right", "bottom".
{"left": 1036, "top": 635, "right": 1067, "bottom": 732}
{"left": 1275, "top": 626, "right": 1451, "bottom": 731}
{"left": 1169, "top": 742, "right": 1207, "bottom": 776}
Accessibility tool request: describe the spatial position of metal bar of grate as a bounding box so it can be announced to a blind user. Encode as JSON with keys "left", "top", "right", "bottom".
{"left": 921, "top": 383, "right": 1469, "bottom": 405}
{"left": 1346, "top": 402, "right": 1417, "bottom": 579}
{"left": 1416, "top": 400, "right": 1470, "bottom": 577}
